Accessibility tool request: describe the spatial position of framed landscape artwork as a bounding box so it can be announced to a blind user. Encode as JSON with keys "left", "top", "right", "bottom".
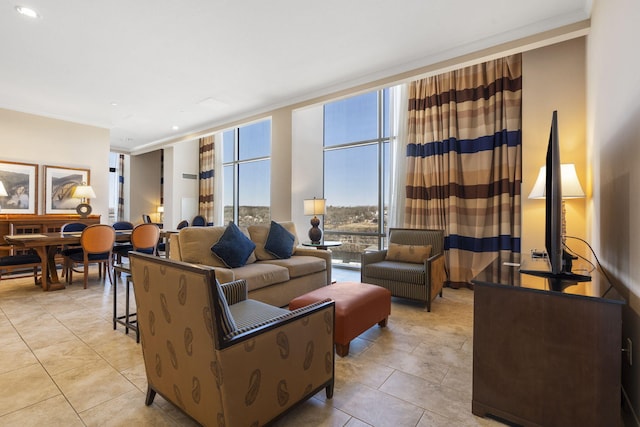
{"left": 0, "top": 161, "right": 38, "bottom": 214}
{"left": 44, "top": 165, "right": 90, "bottom": 214}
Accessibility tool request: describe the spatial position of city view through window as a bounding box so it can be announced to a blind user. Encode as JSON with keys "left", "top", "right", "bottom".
{"left": 222, "top": 88, "right": 393, "bottom": 269}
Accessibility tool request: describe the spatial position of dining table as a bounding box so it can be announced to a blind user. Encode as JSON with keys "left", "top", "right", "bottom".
{"left": 4, "top": 230, "right": 133, "bottom": 291}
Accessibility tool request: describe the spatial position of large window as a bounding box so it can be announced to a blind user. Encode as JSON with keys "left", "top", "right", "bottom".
{"left": 222, "top": 120, "right": 271, "bottom": 227}
{"left": 323, "top": 89, "right": 391, "bottom": 267}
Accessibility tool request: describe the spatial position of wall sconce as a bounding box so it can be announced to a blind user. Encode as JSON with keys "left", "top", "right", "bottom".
{"left": 72, "top": 182, "right": 96, "bottom": 218}
{"left": 304, "top": 197, "right": 326, "bottom": 244}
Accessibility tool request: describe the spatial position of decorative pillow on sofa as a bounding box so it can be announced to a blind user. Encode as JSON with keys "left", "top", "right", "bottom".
{"left": 385, "top": 243, "right": 432, "bottom": 264}
{"left": 249, "top": 221, "right": 299, "bottom": 260}
{"left": 211, "top": 222, "right": 256, "bottom": 268}
{"left": 264, "top": 221, "right": 296, "bottom": 259}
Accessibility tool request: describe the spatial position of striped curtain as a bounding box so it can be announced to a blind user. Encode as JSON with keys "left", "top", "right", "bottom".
{"left": 405, "top": 54, "right": 522, "bottom": 285}
{"left": 117, "top": 154, "right": 125, "bottom": 221}
{"left": 199, "top": 135, "right": 215, "bottom": 223}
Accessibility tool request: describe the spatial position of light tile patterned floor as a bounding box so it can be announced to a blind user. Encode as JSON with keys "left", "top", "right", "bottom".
{"left": 0, "top": 267, "right": 505, "bottom": 426}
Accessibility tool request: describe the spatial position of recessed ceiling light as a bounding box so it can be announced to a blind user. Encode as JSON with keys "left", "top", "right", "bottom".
{"left": 15, "top": 5, "right": 40, "bottom": 19}
{"left": 172, "top": 125, "right": 179, "bottom": 131}
{"left": 110, "top": 102, "right": 118, "bottom": 106}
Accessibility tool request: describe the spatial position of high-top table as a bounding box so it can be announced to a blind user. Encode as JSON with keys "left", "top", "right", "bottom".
{"left": 4, "top": 230, "right": 132, "bottom": 291}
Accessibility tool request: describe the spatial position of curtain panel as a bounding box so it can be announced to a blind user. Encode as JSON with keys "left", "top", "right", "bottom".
{"left": 117, "top": 154, "right": 125, "bottom": 221}
{"left": 199, "top": 135, "right": 215, "bottom": 224}
{"left": 405, "top": 54, "right": 522, "bottom": 285}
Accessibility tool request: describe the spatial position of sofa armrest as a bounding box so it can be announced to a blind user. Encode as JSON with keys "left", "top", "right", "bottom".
{"left": 361, "top": 249, "right": 387, "bottom": 265}
{"left": 220, "top": 279, "right": 248, "bottom": 305}
{"left": 294, "top": 247, "right": 332, "bottom": 285}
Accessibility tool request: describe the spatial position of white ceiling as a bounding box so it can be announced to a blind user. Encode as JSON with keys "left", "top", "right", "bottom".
{"left": 0, "top": 0, "right": 591, "bottom": 154}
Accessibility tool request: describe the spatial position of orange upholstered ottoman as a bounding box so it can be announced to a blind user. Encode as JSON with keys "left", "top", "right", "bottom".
{"left": 289, "top": 282, "right": 391, "bottom": 357}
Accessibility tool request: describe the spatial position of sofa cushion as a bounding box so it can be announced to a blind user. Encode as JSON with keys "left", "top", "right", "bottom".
{"left": 261, "top": 256, "right": 326, "bottom": 279}
{"left": 178, "top": 226, "right": 228, "bottom": 267}
{"left": 211, "top": 222, "right": 256, "bottom": 268}
{"left": 385, "top": 243, "right": 432, "bottom": 264}
{"left": 229, "top": 262, "right": 290, "bottom": 292}
{"left": 249, "top": 221, "right": 299, "bottom": 260}
{"left": 264, "top": 221, "right": 295, "bottom": 259}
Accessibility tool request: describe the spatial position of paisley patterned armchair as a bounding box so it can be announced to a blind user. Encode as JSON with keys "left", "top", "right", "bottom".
{"left": 129, "top": 252, "right": 335, "bottom": 426}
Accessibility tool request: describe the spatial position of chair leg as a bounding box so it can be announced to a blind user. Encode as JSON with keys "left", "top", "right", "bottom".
{"left": 83, "top": 261, "right": 89, "bottom": 289}
{"left": 145, "top": 387, "right": 156, "bottom": 405}
{"left": 32, "top": 266, "right": 38, "bottom": 285}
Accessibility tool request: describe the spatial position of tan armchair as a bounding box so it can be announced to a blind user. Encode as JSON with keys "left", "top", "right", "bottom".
{"left": 129, "top": 252, "right": 335, "bottom": 426}
{"left": 361, "top": 228, "right": 448, "bottom": 311}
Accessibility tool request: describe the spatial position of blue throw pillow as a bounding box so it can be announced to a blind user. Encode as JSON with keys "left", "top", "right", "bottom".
{"left": 211, "top": 222, "right": 256, "bottom": 268}
{"left": 264, "top": 221, "right": 295, "bottom": 259}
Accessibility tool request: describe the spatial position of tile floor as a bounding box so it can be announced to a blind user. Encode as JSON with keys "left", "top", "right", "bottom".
{"left": 0, "top": 266, "right": 505, "bottom": 426}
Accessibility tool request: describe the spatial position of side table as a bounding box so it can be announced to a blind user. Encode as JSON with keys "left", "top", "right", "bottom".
{"left": 301, "top": 240, "right": 342, "bottom": 250}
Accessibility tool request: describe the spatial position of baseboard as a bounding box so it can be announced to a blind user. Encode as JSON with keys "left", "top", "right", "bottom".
{"left": 622, "top": 386, "right": 640, "bottom": 427}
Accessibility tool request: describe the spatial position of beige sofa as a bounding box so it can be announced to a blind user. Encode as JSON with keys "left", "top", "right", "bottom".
{"left": 169, "top": 221, "right": 331, "bottom": 307}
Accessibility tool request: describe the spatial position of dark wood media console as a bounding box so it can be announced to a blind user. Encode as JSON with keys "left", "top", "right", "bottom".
{"left": 471, "top": 255, "right": 624, "bottom": 427}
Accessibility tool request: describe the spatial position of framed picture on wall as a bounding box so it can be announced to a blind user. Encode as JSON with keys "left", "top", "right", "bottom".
{"left": 44, "top": 165, "right": 90, "bottom": 214}
{"left": 0, "top": 160, "right": 38, "bottom": 214}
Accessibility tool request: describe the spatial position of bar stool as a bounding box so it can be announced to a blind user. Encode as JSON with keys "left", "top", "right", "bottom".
{"left": 112, "top": 223, "right": 160, "bottom": 342}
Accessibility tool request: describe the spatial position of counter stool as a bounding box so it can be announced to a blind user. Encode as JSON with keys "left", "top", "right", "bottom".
{"left": 113, "top": 263, "right": 139, "bottom": 342}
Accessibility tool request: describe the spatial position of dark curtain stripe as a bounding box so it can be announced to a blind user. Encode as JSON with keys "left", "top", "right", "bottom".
{"left": 200, "top": 170, "right": 214, "bottom": 180}
{"left": 406, "top": 178, "right": 521, "bottom": 201}
{"left": 409, "top": 76, "right": 522, "bottom": 111}
{"left": 446, "top": 235, "right": 521, "bottom": 253}
{"left": 407, "top": 130, "right": 521, "bottom": 157}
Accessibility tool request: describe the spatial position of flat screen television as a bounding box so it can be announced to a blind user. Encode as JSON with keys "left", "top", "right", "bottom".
{"left": 520, "top": 110, "right": 591, "bottom": 290}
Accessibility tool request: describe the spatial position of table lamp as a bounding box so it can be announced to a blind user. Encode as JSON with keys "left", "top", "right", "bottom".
{"left": 529, "top": 163, "right": 585, "bottom": 239}
{"left": 304, "top": 197, "right": 326, "bottom": 244}
{"left": 157, "top": 205, "right": 164, "bottom": 223}
{"left": 72, "top": 183, "right": 96, "bottom": 218}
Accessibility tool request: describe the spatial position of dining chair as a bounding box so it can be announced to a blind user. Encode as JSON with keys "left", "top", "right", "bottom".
{"left": 112, "top": 221, "right": 134, "bottom": 264}
{"left": 192, "top": 215, "right": 206, "bottom": 226}
{"left": 67, "top": 224, "right": 116, "bottom": 289}
{"left": 60, "top": 222, "right": 88, "bottom": 279}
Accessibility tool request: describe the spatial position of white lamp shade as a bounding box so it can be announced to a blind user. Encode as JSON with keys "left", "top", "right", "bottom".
{"left": 304, "top": 198, "right": 326, "bottom": 215}
{"left": 157, "top": 206, "right": 164, "bottom": 213}
{"left": 528, "top": 164, "right": 585, "bottom": 199}
{"left": 72, "top": 184, "right": 96, "bottom": 199}
{"left": 0, "top": 181, "right": 7, "bottom": 197}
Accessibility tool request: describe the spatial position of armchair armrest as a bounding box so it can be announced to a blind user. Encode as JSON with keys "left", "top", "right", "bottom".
{"left": 426, "top": 252, "right": 447, "bottom": 298}
{"left": 220, "top": 279, "right": 248, "bottom": 305}
{"left": 216, "top": 299, "right": 335, "bottom": 425}
{"left": 361, "top": 249, "right": 387, "bottom": 265}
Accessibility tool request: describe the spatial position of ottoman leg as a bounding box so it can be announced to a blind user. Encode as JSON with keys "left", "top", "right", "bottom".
{"left": 335, "top": 342, "right": 350, "bottom": 357}
{"left": 378, "top": 317, "right": 388, "bottom": 327}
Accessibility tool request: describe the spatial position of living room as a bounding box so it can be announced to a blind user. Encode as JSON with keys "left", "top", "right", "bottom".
{"left": 1, "top": 0, "right": 639, "bottom": 425}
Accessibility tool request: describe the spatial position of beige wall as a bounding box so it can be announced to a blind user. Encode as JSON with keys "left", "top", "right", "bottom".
{"left": 521, "top": 38, "right": 587, "bottom": 258}
{"left": 588, "top": 0, "right": 640, "bottom": 419}
{"left": 129, "top": 150, "right": 162, "bottom": 225}
{"left": 0, "top": 108, "right": 110, "bottom": 221}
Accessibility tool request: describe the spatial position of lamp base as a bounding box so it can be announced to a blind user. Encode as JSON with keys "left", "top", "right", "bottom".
{"left": 76, "top": 203, "right": 92, "bottom": 218}
{"left": 309, "top": 216, "right": 322, "bottom": 244}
